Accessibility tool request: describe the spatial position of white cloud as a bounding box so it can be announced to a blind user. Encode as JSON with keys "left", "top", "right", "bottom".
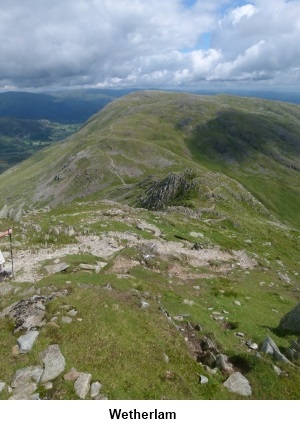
{"left": 230, "top": 4, "right": 257, "bottom": 25}
{"left": 0, "top": 0, "right": 299, "bottom": 90}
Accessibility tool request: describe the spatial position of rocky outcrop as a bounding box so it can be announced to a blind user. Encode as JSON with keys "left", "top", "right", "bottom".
{"left": 138, "top": 170, "right": 198, "bottom": 210}
{"left": 277, "top": 302, "right": 300, "bottom": 334}
{"left": 286, "top": 336, "right": 300, "bottom": 361}
{"left": 0, "top": 291, "right": 68, "bottom": 332}
{"left": 260, "top": 336, "right": 291, "bottom": 363}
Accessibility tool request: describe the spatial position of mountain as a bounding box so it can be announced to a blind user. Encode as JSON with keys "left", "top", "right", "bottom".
{"left": 0, "top": 90, "right": 299, "bottom": 227}
{"left": 0, "top": 91, "right": 300, "bottom": 400}
{"left": 0, "top": 89, "right": 135, "bottom": 123}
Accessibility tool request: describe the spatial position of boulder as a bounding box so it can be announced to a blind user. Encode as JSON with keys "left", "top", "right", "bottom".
{"left": 74, "top": 373, "right": 92, "bottom": 399}
{"left": 9, "top": 382, "right": 37, "bottom": 400}
{"left": 90, "top": 381, "right": 102, "bottom": 398}
{"left": 277, "top": 302, "right": 300, "bottom": 334}
{"left": 223, "top": 372, "right": 252, "bottom": 396}
{"left": 45, "top": 263, "right": 70, "bottom": 275}
{"left": 11, "top": 366, "right": 43, "bottom": 388}
{"left": 17, "top": 330, "right": 39, "bottom": 353}
{"left": 40, "top": 344, "right": 66, "bottom": 383}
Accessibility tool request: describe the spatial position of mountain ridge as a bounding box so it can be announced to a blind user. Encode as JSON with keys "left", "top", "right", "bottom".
{"left": 0, "top": 90, "right": 299, "bottom": 228}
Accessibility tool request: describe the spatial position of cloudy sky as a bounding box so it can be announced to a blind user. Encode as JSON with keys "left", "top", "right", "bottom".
{"left": 0, "top": 0, "right": 299, "bottom": 91}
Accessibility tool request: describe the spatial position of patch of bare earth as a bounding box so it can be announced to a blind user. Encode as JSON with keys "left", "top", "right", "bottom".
{"left": 12, "top": 230, "right": 256, "bottom": 283}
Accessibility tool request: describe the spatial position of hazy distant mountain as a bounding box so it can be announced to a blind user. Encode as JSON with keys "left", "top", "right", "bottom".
{"left": 0, "top": 89, "right": 135, "bottom": 123}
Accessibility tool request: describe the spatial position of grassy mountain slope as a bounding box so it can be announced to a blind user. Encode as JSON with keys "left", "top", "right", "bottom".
{"left": 0, "top": 91, "right": 300, "bottom": 400}
{"left": 0, "top": 90, "right": 299, "bottom": 227}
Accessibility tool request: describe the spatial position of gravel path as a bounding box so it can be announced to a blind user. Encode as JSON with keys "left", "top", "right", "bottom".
{"left": 11, "top": 230, "right": 255, "bottom": 283}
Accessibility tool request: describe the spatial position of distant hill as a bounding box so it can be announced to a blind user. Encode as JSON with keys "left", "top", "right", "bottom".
{"left": 0, "top": 91, "right": 299, "bottom": 228}
{"left": 0, "top": 89, "right": 135, "bottom": 123}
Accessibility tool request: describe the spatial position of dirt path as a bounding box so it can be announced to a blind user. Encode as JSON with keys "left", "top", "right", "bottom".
{"left": 10, "top": 230, "right": 256, "bottom": 283}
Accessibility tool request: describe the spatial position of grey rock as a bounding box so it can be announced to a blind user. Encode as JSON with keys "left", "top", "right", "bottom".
{"left": 273, "top": 365, "right": 282, "bottom": 376}
{"left": 190, "top": 232, "right": 204, "bottom": 238}
{"left": 215, "top": 354, "right": 234, "bottom": 374}
{"left": 64, "top": 368, "right": 80, "bottom": 382}
{"left": 277, "top": 302, "right": 300, "bottom": 334}
{"left": 277, "top": 272, "right": 291, "bottom": 284}
{"left": 203, "top": 365, "right": 218, "bottom": 375}
{"left": 223, "top": 372, "right": 252, "bottom": 396}
{"left": 139, "top": 170, "right": 197, "bottom": 211}
{"left": 136, "top": 222, "right": 161, "bottom": 236}
{"left": 199, "top": 375, "right": 209, "bottom": 384}
{"left": 94, "top": 394, "right": 109, "bottom": 400}
{"left": 97, "top": 261, "right": 108, "bottom": 269}
{"left": 67, "top": 309, "right": 78, "bottom": 317}
{"left": 0, "top": 204, "right": 9, "bottom": 219}
{"left": 43, "top": 382, "right": 53, "bottom": 390}
{"left": 201, "top": 336, "right": 218, "bottom": 352}
{"left": 140, "top": 300, "right": 149, "bottom": 308}
{"left": 0, "top": 292, "right": 67, "bottom": 331}
{"left": 29, "top": 393, "right": 40, "bottom": 400}
{"left": 13, "top": 209, "right": 22, "bottom": 223}
{"left": 9, "top": 382, "right": 37, "bottom": 399}
{"left": 90, "top": 381, "right": 102, "bottom": 398}
{"left": 45, "top": 263, "right": 70, "bottom": 275}
{"left": 11, "top": 366, "right": 43, "bottom": 387}
{"left": 260, "top": 336, "right": 291, "bottom": 363}
{"left": 236, "top": 332, "right": 245, "bottom": 337}
{"left": 0, "top": 382, "right": 6, "bottom": 393}
{"left": 201, "top": 351, "right": 216, "bottom": 368}
{"left": 79, "top": 263, "right": 95, "bottom": 271}
{"left": 17, "top": 330, "right": 39, "bottom": 353}
{"left": 163, "top": 353, "right": 169, "bottom": 363}
{"left": 61, "top": 316, "right": 73, "bottom": 323}
{"left": 246, "top": 339, "right": 258, "bottom": 350}
{"left": 290, "top": 339, "right": 300, "bottom": 352}
{"left": 40, "top": 344, "right": 66, "bottom": 383}
{"left": 183, "top": 299, "right": 195, "bottom": 305}
{"left": 74, "top": 373, "right": 92, "bottom": 399}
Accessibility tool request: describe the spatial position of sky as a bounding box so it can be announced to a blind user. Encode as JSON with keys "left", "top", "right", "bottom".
{"left": 0, "top": 0, "right": 300, "bottom": 92}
